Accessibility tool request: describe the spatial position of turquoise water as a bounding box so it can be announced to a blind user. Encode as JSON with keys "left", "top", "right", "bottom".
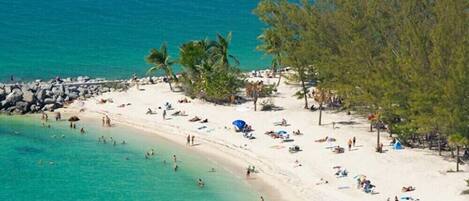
{"left": 0, "top": 0, "right": 269, "bottom": 82}
{"left": 0, "top": 115, "right": 258, "bottom": 201}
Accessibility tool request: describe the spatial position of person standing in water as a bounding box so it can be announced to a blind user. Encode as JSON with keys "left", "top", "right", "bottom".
{"left": 172, "top": 155, "right": 177, "bottom": 163}
{"left": 80, "top": 128, "right": 85, "bottom": 134}
{"left": 186, "top": 135, "right": 191, "bottom": 146}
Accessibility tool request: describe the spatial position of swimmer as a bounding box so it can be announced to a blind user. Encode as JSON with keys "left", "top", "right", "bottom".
{"left": 197, "top": 178, "right": 205, "bottom": 188}
{"left": 49, "top": 161, "right": 55, "bottom": 165}
{"left": 150, "top": 149, "right": 155, "bottom": 155}
{"left": 173, "top": 164, "right": 178, "bottom": 171}
{"left": 209, "top": 168, "right": 216, "bottom": 172}
{"left": 113, "top": 141, "right": 117, "bottom": 146}
{"left": 61, "top": 135, "right": 65, "bottom": 138}
{"left": 121, "top": 140, "right": 126, "bottom": 144}
{"left": 80, "top": 128, "right": 85, "bottom": 134}
{"left": 173, "top": 155, "right": 177, "bottom": 163}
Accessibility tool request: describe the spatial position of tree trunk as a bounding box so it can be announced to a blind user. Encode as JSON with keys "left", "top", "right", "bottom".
{"left": 301, "top": 80, "right": 308, "bottom": 109}
{"left": 276, "top": 71, "right": 282, "bottom": 86}
{"left": 456, "top": 146, "right": 460, "bottom": 172}
{"left": 166, "top": 76, "right": 174, "bottom": 92}
{"left": 318, "top": 102, "right": 323, "bottom": 126}
{"left": 376, "top": 125, "right": 381, "bottom": 153}
{"left": 437, "top": 135, "right": 442, "bottom": 156}
{"left": 254, "top": 97, "right": 257, "bottom": 111}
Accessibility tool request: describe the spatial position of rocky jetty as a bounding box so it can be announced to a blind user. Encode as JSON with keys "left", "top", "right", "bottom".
{"left": 0, "top": 76, "right": 153, "bottom": 114}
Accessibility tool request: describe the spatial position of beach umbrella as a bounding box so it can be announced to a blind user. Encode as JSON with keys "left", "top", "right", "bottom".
{"left": 232, "top": 120, "right": 246, "bottom": 130}
{"left": 68, "top": 116, "right": 80, "bottom": 122}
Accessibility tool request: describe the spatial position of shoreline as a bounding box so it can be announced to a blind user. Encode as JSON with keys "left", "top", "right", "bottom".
{"left": 59, "top": 108, "right": 293, "bottom": 201}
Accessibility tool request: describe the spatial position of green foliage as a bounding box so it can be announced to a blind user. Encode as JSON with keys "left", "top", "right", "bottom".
{"left": 178, "top": 33, "right": 244, "bottom": 103}
{"left": 260, "top": 98, "right": 275, "bottom": 111}
{"left": 146, "top": 43, "right": 177, "bottom": 91}
{"left": 255, "top": 0, "right": 468, "bottom": 140}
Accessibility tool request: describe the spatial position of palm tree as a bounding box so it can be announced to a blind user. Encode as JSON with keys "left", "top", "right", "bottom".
{"left": 257, "top": 29, "right": 283, "bottom": 86}
{"left": 211, "top": 32, "right": 239, "bottom": 69}
{"left": 146, "top": 43, "right": 177, "bottom": 91}
{"left": 448, "top": 133, "right": 467, "bottom": 172}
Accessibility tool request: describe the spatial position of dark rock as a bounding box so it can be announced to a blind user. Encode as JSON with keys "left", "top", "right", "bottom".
{"left": 43, "top": 98, "right": 56, "bottom": 104}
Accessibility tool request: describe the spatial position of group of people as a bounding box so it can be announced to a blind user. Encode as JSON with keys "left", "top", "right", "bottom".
{"left": 357, "top": 177, "right": 375, "bottom": 193}
{"left": 186, "top": 135, "right": 196, "bottom": 146}
{"left": 347, "top": 137, "right": 357, "bottom": 151}
{"left": 102, "top": 115, "right": 111, "bottom": 127}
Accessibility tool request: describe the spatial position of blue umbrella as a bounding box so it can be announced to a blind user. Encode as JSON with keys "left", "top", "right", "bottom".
{"left": 232, "top": 120, "right": 246, "bottom": 130}
{"left": 277, "top": 130, "right": 287, "bottom": 134}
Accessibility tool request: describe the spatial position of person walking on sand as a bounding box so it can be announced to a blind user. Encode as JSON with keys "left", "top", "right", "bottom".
{"left": 162, "top": 109, "right": 167, "bottom": 120}
{"left": 347, "top": 139, "right": 352, "bottom": 151}
{"left": 102, "top": 117, "right": 105, "bottom": 127}
{"left": 186, "top": 135, "right": 191, "bottom": 146}
{"left": 246, "top": 168, "right": 251, "bottom": 178}
{"left": 191, "top": 135, "right": 195, "bottom": 146}
{"left": 352, "top": 136, "right": 356, "bottom": 147}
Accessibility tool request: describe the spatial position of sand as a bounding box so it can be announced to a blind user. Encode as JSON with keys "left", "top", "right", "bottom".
{"left": 61, "top": 76, "right": 469, "bottom": 201}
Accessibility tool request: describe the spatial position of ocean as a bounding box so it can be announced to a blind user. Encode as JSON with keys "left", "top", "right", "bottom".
{"left": 0, "top": 115, "right": 258, "bottom": 201}
{"left": 0, "top": 0, "right": 269, "bottom": 82}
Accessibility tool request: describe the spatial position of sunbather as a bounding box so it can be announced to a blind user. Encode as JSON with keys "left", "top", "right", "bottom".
{"left": 293, "top": 129, "right": 302, "bottom": 135}
{"left": 146, "top": 108, "right": 154, "bottom": 115}
{"left": 402, "top": 186, "right": 416, "bottom": 192}
{"left": 189, "top": 116, "right": 201, "bottom": 122}
{"left": 315, "top": 136, "right": 329, "bottom": 142}
{"left": 171, "top": 111, "right": 181, "bottom": 116}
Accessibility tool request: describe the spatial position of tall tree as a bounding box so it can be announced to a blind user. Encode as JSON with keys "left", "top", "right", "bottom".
{"left": 146, "top": 43, "right": 177, "bottom": 91}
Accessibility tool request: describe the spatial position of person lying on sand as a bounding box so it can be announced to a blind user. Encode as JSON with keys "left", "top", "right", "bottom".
{"left": 146, "top": 108, "right": 154, "bottom": 115}
{"left": 315, "top": 178, "right": 328, "bottom": 185}
{"left": 189, "top": 116, "right": 201, "bottom": 122}
{"left": 178, "top": 98, "right": 190, "bottom": 103}
{"left": 315, "top": 136, "right": 329, "bottom": 142}
{"left": 293, "top": 129, "right": 302, "bottom": 135}
{"left": 402, "top": 186, "right": 416, "bottom": 192}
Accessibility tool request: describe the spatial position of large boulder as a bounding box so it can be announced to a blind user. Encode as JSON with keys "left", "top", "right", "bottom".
{"left": 36, "top": 89, "right": 46, "bottom": 102}
{"left": 15, "top": 101, "right": 30, "bottom": 113}
{"left": 0, "top": 88, "right": 6, "bottom": 101}
{"left": 43, "top": 98, "right": 56, "bottom": 104}
{"left": 67, "top": 92, "right": 79, "bottom": 100}
{"left": 22, "top": 90, "right": 35, "bottom": 103}
{"left": 42, "top": 103, "right": 58, "bottom": 111}
{"left": 4, "top": 88, "right": 23, "bottom": 106}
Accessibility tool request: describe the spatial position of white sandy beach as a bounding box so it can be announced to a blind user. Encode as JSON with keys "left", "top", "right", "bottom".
{"left": 61, "top": 76, "right": 468, "bottom": 201}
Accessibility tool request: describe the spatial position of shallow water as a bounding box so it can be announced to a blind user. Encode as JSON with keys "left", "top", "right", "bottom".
{"left": 0, "top": 0, "right": 269, "bottom": 82}
{"left": 0, "top": 115, "right": 257, "bottom": 201}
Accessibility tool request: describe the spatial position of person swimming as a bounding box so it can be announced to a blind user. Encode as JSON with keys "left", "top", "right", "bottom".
{"left": 197, "top": 178, "right": 205, "bottom": 188}
{"left": 209, "top": 168, "right": 216, "bottom": 172}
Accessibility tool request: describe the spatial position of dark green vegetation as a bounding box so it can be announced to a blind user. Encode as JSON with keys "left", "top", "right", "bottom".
{"left": 255, "top": 0, "right": 468, "bottom": 169}
{"left": 146, "top": 33, "right": 244, "bottom": 103}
